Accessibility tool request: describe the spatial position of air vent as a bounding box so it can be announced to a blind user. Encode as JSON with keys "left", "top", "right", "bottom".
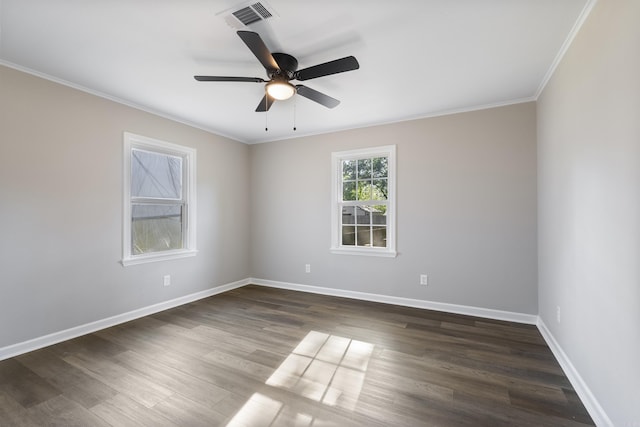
{"left": 219, "top": 1, "right": 278, "bottom": 29}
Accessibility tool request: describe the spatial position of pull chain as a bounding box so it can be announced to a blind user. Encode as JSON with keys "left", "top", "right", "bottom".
{"left": 293, "top": 95, "right": 297, "bottom": 131}
{"left": 264, "top": 92, "right": 269, "bottom": 132}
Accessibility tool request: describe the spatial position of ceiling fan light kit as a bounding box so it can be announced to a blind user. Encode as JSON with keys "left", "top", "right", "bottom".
{"left": 266, "top": 80, "right": 295, "bottom": 100}
{"left": 194, "top": 30, "right": 359, "bottom": 114}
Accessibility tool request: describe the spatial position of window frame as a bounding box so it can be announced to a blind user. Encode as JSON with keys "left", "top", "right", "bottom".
{"left": 122, "top": 132, "right": 197, "bottom": 266}
{"left": 330, "top": 145, "right": 397, "bottom": 258}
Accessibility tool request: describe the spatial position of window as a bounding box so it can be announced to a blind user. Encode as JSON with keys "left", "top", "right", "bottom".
{"left": 122, "top": 132, "right": 196, "bottom": 266}
{"left": 331, "top": 145, "right": 396, "bottom": 257}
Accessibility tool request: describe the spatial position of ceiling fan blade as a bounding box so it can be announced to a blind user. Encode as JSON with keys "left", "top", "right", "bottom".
{"left": 294, "top": 56, "right": 359, "bottom": 81}
{"left": 237, "top": 30, "right": 280, "bottom": 72}
{"left": 296, "top": 85, "right": 340, "bottom": 109}
{"left": 194, "top": 76, "right": 265, "bottom": 82}
{"left": 255, "top": 94, "right": 276, "bottom": 112}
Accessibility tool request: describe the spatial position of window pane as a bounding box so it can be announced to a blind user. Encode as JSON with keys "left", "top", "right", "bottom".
{"left": 343, "top": 181, "right": 356, "bottom": 201}
{"left": 342, "top": 206, "right": 355, "bottom": 225}
{"left": 356, "top": 226, "right": 371, "bottom": 247}
{"left": 372, "top": 179, "right": 387, "bottom": 200}
{"left": 342, "top": 159, "right": 356, "bottom": 181}
{"left": 342, "top": 226, "right": 355, "bottom": 246}
{"left": 355, "top": 206, "right": 370, "bottom": 225}
{"left": 372, "top": 157, "right": 388, "bottom": 178}
{"left": 132, "top": 204, "right": 183, "bottom": 255}
{"left": 357, "top": 180, "right": 372, "bottom": 201}
{"left": 132, "top": 149, "right": 182, "bottom": 199}
{"left": 371, "top": 205, "right": 387, "bottom": 224}
{"left": 357, "top": 158, "right": 372, "bottom": 179}
{"left": 372, "top": 226, "right": 387, "bottom": 247}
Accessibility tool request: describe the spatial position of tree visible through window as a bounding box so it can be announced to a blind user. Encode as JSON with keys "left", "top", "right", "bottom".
{"left": 123, "top": 133, "right": 197, "bottom": 266}
{"left": 341, "top": 156, "right": 389, "bottom": 247}
{"left": 331, "top": 146, "right": 396, "bottom": 257}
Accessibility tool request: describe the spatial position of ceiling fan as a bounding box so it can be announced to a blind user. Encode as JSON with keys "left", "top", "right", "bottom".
{"left": 194, "top": 31, "right": 359, "bottom": 112}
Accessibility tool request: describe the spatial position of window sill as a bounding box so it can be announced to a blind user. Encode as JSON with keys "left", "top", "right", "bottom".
{"left": 330, "top": 247, "right": 397, "bottom": 258}
{"left": 122, "top": 249, "right": 198, "bottom": 266}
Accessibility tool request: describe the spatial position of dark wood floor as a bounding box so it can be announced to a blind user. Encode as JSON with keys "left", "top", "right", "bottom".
{"left": 0, "top": 285, "right": 594, "bottom": 426}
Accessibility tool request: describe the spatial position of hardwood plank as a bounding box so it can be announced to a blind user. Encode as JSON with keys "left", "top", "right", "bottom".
{"left": 17, "top": 349, "right": 118, "bottom": 409}
{"left": 26, "top": 394, "right": 112, "bottom": 427}
{"left": 0, "top": 391, "right": 39, "bottom": 426}
{"left": 151, "top": 393, "right": 227, "bottom": 426}
{"left": 246, "top": 348, "right": 286, "bottom": 369}
{"left": 113, "top": 350, "right": 231, "bottom": 407}
{"left": 63, "top": 352, "right": 174, "bottom": 408}
{"left": 0, "top": 359, "right": 62, "bottom": 408}
{"left": 89, "top": 393, "right": 177, "bottom": 427}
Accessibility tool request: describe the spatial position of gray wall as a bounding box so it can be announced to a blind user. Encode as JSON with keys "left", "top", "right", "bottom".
{"left": 250, "top": 103, "right": 538, "bottom": 314}
{"left": 0, "top": 65, "right": 251, "bottom": 348}
{"left": 537, "top": 0, "right": 640, "bottom": 424}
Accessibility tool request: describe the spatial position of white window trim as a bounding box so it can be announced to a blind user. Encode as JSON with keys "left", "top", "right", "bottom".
{"left": 122, "top": 132, "right": 197, "bottom": 266}
{"left": 330, "top": 145, "right": 397, "bottom": 258}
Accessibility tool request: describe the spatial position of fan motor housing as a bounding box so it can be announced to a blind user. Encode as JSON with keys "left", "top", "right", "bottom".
{"left": 271, "top": 53, "right": 298, "bottom": 79}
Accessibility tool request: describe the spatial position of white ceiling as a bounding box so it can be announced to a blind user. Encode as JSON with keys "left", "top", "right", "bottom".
{"left": 0, "top": 0, "right": 590, "bottom": 144}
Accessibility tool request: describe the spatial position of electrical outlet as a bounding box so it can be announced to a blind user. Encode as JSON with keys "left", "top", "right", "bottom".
{"left": 420, "top": 274, "right": 428, "bottom": 286}
{"left": 163, "top": 275, "right": 171, "bottom": 287}
{"left": 305, "top": 264, "right": 311, "bottom": 273}
{"left": 556, "top": 306, "right": 561, "bottom": 323}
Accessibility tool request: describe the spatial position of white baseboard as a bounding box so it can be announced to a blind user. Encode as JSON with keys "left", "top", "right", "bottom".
{"left": 249, "top": 278, "right": 538, "bottom": 325}
{"left": 0, "top": 278, "right": 250, "bottom": 362}
{"left": 537, "top": 318, "right": 612, "bottom": 427}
